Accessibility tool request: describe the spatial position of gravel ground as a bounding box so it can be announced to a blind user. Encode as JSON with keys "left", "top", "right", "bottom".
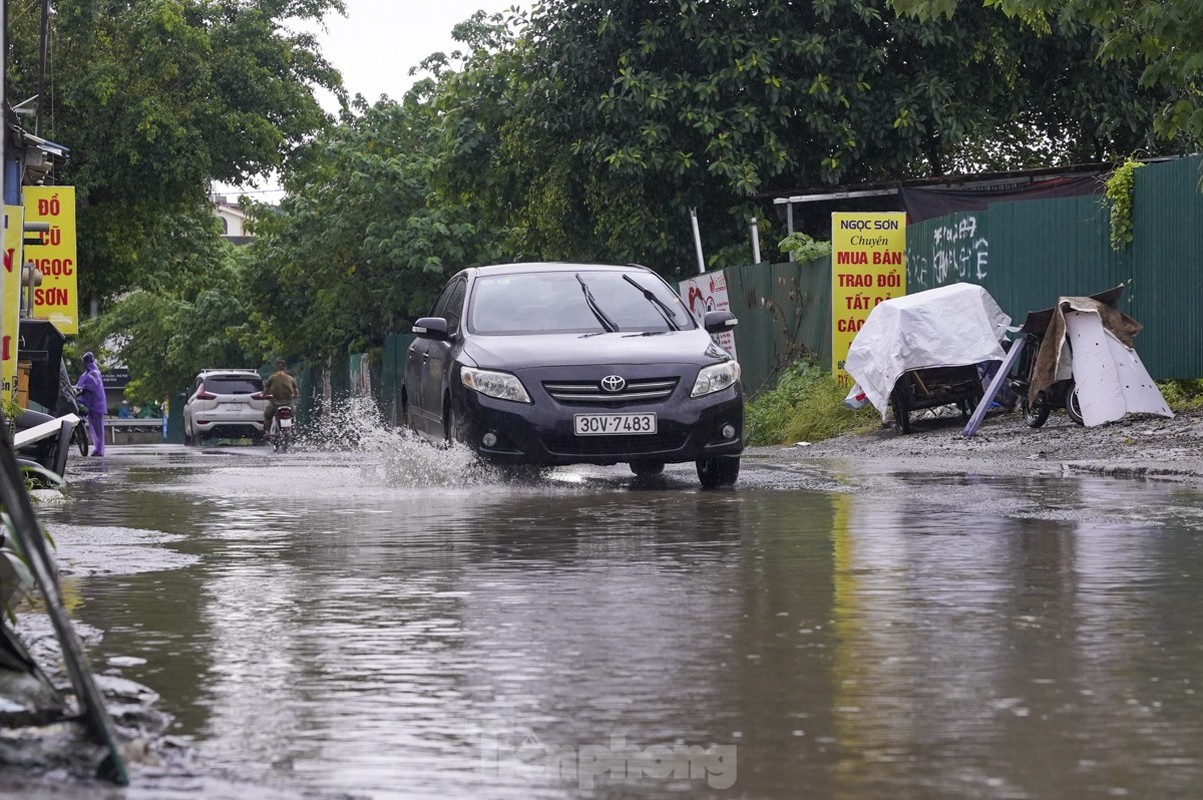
{"left": 751, "top": 404, "right": 1203, "bottom": 485}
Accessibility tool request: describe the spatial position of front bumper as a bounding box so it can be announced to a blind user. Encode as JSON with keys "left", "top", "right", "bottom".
{"left": 454, "top": 384, "right": 744, "bottom": 467}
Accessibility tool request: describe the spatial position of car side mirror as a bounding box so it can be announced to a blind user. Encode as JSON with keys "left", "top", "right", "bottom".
{"left": 703, "top": 310, "right": 737, "bottom": 334}
{"left": 412, "top": 317, "right": 450, "bottom": 340}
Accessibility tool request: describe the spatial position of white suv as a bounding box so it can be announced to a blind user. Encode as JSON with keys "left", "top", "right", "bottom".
{"left": 183, "top": 369, "right": 269, "bottom": 445}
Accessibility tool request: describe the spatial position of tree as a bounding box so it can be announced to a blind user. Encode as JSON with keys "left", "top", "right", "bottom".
{"left": 124, "top": 0, "right": 1179, "bottom": 376}
{"left": 5, "top": 0, "right": 346, "bottom": 305}
{"left": 243, "top": 93, "right": 502, "bottom": 361}
{"left": 77, "top": 231, "right": 263, "bottom": 403}
{"left": 434, "top": 0, "right": 1173, "bottom": 274}
{"left": 890, "top": 0, "right": 1203, "bottom": 147}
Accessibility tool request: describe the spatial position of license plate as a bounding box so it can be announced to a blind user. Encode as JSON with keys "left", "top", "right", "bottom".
{"left": 574, "top": 413, "right": 657, "bottom": 436}
{"left": 279, "top": 418, "right": 292, "bottom": 428}
{"left": 220, "top": 403, "right": 241, "bottom": 412}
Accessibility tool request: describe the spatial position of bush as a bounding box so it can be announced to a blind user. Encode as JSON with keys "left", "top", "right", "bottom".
{"left": 745, "top": 359, "right": 879, "bottom": 445}
{"left": 1157, "top": 379, "right": 1203, "bottom": 411}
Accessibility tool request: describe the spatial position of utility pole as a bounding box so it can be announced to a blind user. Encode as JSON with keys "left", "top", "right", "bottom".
{"left": 1, "top": 0, "right": 7, "bottom": 206}
{"left": 690, "top": 208, "right": 706, "bottom": 274}
{"left": 36, "top": 0, "right": 50, "bottom": 136}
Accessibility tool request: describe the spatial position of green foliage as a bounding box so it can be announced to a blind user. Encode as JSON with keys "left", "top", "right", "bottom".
{"left": 1157, "top": 379, "right": 1203, "bottom": 412}
{"left": 5, "top": 0, "right": 346, "bottom": 305}
{"left": 1104, "top": 156, "right": 1146, "bottom": 251}
{"left": 247, "top": 94, "right": 504, "bottom": 360}
{"left": 1, "top": 398, "right": 21, "bottom": 426}
{"left": 892, "top": 0, "right": 1203, "bottom": 150}
{"left": 233, "top": 1, "right": 1179, "bottom": 364}
{"left": 423, "top": 0, "right": 1172, "bottom": 278}
{"left": 78, "top": 236, "right": 263, "bottom": 401}
{"left": 745, "top": 359, "right": 878, "bottom": 446}
{"left": 778, "top": 233, "right": 833, "bottom": 262}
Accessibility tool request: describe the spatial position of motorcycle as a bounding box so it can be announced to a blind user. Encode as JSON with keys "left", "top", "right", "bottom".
{"left": 268, "top": 405, "right": 294, "bottom": 453}
{"left": 55, "top": 382, "right": 91, "bottom": 456}
{"left": 1008, "top": 323, "right": 1084, "bottom": 428}
{"left": 1006, "top": 286, "right": 1128, "bottom": 429}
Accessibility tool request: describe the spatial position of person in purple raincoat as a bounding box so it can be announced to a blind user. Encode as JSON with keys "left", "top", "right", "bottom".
{"left": 74, "top": 351, "right": 107, "bottom": 456}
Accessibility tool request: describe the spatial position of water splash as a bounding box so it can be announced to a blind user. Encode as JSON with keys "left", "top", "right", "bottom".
{"left": 292, "top": 395, "right": 548, "bottom": 489}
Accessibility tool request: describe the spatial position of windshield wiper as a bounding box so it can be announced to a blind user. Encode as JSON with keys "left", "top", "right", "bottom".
{"left": 576, "top": 274, "right": 618, "bottom": 332}
{"left": 622, "top": 274, "right": 681, "bottom": 331}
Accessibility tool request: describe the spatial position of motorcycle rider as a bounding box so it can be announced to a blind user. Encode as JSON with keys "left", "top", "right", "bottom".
{"left": 263, "top": 360, "right": 299, "bottom": 437}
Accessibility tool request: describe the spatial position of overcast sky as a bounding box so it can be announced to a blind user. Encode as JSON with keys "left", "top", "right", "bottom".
{"left": 308, "top": 0, "right": 520, "bottom": 107}
{"left": 221, "top": 0, "right": 519, "bottom": 199}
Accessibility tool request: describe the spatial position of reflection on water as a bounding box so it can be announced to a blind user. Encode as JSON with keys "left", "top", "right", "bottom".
{"left": 38, "top": 442, "right": 1203, "bottom": 799}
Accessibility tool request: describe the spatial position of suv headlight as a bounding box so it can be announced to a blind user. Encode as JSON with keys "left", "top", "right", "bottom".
{"left": 461, "top": 366, "right": 532, "bottom": 404}
{"left": 691, "top": 361, "right": 741, "bottom": 397}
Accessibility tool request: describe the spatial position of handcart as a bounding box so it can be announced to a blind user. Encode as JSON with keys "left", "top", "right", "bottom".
{"left": 844, "top": 283, "right": 1011, "bottom": 436}
{"left": 890, "top": 364, "right": 983, "bottom": 434}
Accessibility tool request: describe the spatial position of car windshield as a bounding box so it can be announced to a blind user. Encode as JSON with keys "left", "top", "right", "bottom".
{"left": 204, "top": 377, "right": 262, "bottom": 395}
{"left": 468, "top": 271, "right": 696, "bottom": 335}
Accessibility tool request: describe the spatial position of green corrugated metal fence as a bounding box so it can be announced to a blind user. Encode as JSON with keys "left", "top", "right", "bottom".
{"left": 723, "top": 257, "right": 831, "bottom": 398}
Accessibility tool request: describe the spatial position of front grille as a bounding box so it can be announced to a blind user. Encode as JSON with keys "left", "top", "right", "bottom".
{"left": 543, "top": 377, "right": 678, "bottom": 405}
{"left": 543, "top": 431, "right": 688, "bottom": 456}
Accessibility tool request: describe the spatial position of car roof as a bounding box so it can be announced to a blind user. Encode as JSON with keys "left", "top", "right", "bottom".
{"left": 197, "top": 369, "right": 262, "bottom": 377}
{"left": 466, "top": 262, "right": 658, "bottom": 278}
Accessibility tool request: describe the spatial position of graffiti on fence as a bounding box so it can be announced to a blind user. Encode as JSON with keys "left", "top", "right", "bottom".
{"left": 907, "top": 214, "right": 989, "bottom": 289}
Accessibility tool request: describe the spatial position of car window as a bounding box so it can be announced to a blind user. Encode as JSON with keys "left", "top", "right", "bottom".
{"left": 204, "top": 377, "right": 263, "bottom": 395}
{"left": 430, "top": 278, "right": 467, "bottom": 332}
{"left": 468, "top": 271, "right": 696, "bottom": 335}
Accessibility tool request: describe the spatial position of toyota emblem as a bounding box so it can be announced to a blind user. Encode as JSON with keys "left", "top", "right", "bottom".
{"left": 600, "top": 375, "right": 626, "bottom": 393}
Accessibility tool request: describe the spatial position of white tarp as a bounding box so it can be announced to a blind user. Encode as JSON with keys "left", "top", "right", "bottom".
{"left": 845, "top": 283, "right": 1010, "bottom": 419}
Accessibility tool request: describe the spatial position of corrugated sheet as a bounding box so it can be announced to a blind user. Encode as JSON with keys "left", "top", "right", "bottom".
{"left": 382, "top": 333, "right": 414, "bottom": 426}
{"left": 1128, "top": 156, "right": 1203, "bottom": 377}
{"left": 725, "top": 258, "right": 830, "bottom": 398}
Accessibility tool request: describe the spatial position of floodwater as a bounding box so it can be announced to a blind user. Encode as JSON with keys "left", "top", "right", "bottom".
{"left": 31, "top": 420, "right": 1203, "bottom": 799}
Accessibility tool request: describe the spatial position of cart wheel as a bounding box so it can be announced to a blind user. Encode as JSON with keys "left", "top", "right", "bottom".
{"left": 1022, "top": 392, "right": 1051, "bottom": 428}
{"left": 891, "top": 388, "right": 911, "bottom": 434}
{"left": 958, "top": 394, "right": 982, "bottom": 419}
{"left": 1066, "top": 382, "right": 1085, "bottom": 426}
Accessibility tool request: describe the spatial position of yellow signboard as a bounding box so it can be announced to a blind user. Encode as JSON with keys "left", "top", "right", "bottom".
{"left": 25, "top": 186, "right": 79, "bottom": 335}
{"left": 1, "top": 206, "right": 23, "bottom": 404}
{"left": 831, "top": 212, "right": 906, "bottom": 387}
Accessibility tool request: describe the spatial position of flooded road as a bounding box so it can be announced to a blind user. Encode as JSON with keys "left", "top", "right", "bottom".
{"left": 34, "top": 433, "right": 1203, "bottom": 799}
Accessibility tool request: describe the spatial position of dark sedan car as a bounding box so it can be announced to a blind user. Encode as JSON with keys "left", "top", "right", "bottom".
{"left": 403, "top": 263, "right": 744, "bottom": 487}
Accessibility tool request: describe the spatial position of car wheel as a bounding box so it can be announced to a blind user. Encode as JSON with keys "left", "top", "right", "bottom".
{"left": 1022, "top": 393, "right": 1050, "bottom": 428}
{"left": 442, "top": 398, "right": 456, "bottom": 446}
{"left": 630, "top": 461, "right": 665, "bottom": 476}
{"left": 1066, "top": 382, "right": 1085, "bottom": 426}
{"left": 696, "top": 456, "right": 739, "bottom": 488}
{"left": 402, "top": 391, "right": 418, "bottom": 434}
{"left": 183, "top": 422, "right": 194, "bottom": 446}
{"left": 891, "top": 387, "right": 911, "bottom": 434}
{"left": 443, "top": 395, "right": 473, "bottom": 447}
{"left": 959, "top": 394, "right": 981, "bottom": 419}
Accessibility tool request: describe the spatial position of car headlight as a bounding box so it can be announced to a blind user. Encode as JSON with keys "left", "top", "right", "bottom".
{"left": 691, "top": 361, "right": 741, "bottom": 398}
{"left": 460, "top": 366, "right": 532, "bottom": 404}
